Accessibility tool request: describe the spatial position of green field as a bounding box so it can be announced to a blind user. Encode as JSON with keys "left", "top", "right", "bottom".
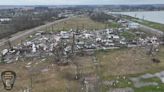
{"left": 120, "top": 31, "right": 137, "bottom": 40}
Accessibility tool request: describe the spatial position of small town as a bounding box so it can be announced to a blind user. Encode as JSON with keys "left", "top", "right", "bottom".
{"left": 0, "top": 3, "right": 164, "bottom": 92}
{"left": 0, "top": 25, "right": 162, "bottom": 64}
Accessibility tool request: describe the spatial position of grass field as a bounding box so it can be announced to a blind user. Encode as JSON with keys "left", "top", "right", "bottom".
{"left": 45, "top": 16, "right": 119, "bottom": 32}
{"left": 97, "top": 46, "right": 164, "bottom": 76}
{"left": 0, "top": 56, "right": 95, "bottom": 92}
{"left": 120, "top": 31, "right": 137, "bottom": 40}
{"left": 96, "top": 46, "right": 164, "bottom": 92}
{"left": 0, "top": 46, "right": 163, "bottom": 92}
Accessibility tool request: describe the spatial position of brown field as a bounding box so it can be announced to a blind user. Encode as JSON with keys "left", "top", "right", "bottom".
{"left": 46, "top": 16, "right": 107, "bottom": 31}
{"left": 0, "top": 46, "right": 164, "bottom": 92}
{"left": 0, "top": 56, "right": 95, "bottom": 92}
{"left": 97, "top": 46, "right": 164, "bottom": 79}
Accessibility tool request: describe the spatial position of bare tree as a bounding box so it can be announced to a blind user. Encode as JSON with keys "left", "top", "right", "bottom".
{"left": 53, "top": 42, "right": 63, "bottom": 63}
{"left": 0, "top": 53, "right": 4, "bottom": 63}
{"left": 148, "top": 44, "right": 154, "bottom": 55}
{"left": 4, "top": 37, "right": 12, "bottom": 50}
{"left": 92, "top": 50, "right": 101, "bottom": 92}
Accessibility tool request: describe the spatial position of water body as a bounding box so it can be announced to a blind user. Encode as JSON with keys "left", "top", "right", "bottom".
{"left": 111, "top": 11, "right": 164, "bottom": 24}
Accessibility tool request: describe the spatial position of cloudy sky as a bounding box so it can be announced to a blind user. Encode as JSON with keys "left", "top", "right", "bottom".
{"left": 0, "top": 0, "right": 164, "bottom": 5}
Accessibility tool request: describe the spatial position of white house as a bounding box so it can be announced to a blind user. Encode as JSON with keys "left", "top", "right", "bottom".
{"left": 0, "top": 18, "right": 11, "bottom": 22}
{"left": 60, "top": 31, "right": 70, "bottom": 39}
{"left": 128, "top": 22, "right": 140, "bottom": 29}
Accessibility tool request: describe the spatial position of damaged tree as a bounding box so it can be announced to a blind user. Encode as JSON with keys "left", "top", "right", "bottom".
{"left": 53, "top": 38, "right": 70, "bottom": 66}
{"left": 4, "top": 37, "right": 12, "bottom": 50}
{"left": 71, "top": 31, "right": 81, "bottom": 80}
{"left": 93, "top": 50, "right": 101, "bottom": 92}
{"left": 147, "top": 44, "right": 154, "bottom": 55}
{"left": 53, "top": 44, "right": 64, "bottom": 65}
{"left": 0, "top": 54, "right": 5, "bottom": 64}
{"left": 147, "top": 44, "right": 159, "bottom": 56}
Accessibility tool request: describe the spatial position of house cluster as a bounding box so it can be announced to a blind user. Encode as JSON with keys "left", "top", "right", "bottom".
{"left": 0, "top": 18, "right": 12, "bottom": 24}
{"left": 117, "top": 19, "right": 140, "bottom": 29}
{"left": 0, "top": 28, "right": 160, "bottom": 63}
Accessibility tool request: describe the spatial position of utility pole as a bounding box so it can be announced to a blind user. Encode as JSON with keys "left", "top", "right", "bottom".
{"left": 28, "top": 64, "right": 36, "bottom": 92}
{"left": 82, "top": 24, "right": 85, "bottom": 30}
{"left": 105, "top": 24, "right": 107, "bottom": 29}
{"left": 7, "top": 40, "right": 12, "bottom": 49}
{"left": 28, "top": 68, "right": 33, "bottom": 92}
{"left": 30, "top": 73, "right": 33, "bottom": 92}
{"left": 84, "top": 81, "right": 89, "bottom": 92}
{"left": 63, "top": 27, "right": 65, "bottom": 31}
{"left": 0, "top": 53, "right": 4, "bottom": 63}
{"left": 162, "top": 34, "right": 164, "bottom": 43}
{"left": 71, "top": 32, "right": 75, "bottom": 54}
{"left": 52, "top": 25, "right": 54, "bottom": 31}
{"left": 93, "top": 49, "right": 101, "bottom": 92}
{"left": 66, "top": 81, "right": 71, "bottom": 92}
{"left": 142, "top": 15, "right": 145, "bottom": 20}
{"left": 71, "top": 30, "right": 81, "bottom": 80}
{"left": 135, "top": 13, "right": 137, "bottom": 18}
{"left": 5, "top": 37, "right": 12, "bottom": 50}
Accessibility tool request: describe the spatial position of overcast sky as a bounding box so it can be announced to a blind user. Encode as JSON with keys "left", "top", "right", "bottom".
{"left": 0, "top": 0, "right": 164, "bottom": 5}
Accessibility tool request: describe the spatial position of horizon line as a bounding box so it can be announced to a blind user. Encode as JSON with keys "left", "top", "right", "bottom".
{"left": 0, "top": 4, "right": 164, "bottom": 6}
{"left": 0, "top": 3, "right": 164, "bottom": 6}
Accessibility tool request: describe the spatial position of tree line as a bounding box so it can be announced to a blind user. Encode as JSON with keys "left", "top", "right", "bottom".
{"left": 89, "top": 12, "right": 118, "bottom": 23}
{"left": 0, "top": 10, "right": 64, "bottom": 39}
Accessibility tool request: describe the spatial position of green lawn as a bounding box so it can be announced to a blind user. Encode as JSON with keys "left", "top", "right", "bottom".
{"left": 134, "top": 85, "right": 164, "bottom": 92}
{"left": 120, "top": 31, "right": 137, "bottom": 40}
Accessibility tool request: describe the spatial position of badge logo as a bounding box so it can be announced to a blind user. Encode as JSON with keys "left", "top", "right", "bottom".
{"left": 1, "top": 71, "right": 16, "bottom": 90}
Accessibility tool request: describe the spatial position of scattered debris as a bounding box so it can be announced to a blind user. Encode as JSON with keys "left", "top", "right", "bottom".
{"left": 0, "top": 28, "right": 161, "bottom": 64}
{"left": 41, "top": 68, "right": 49, "bottom": 72}
{"left": 129, "top": 71, "right": 164, "bottom": 88}
{"left": 109, "top": 87, "right": 134, "bottom": 92}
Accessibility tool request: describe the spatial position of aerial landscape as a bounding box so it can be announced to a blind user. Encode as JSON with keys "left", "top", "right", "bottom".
{"left": 0, "top": 0, "right": 164, "bottom": 92}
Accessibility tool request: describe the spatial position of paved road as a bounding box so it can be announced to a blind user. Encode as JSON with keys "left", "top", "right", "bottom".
{"left": 125, "top": 18, "right": 164, "bottom": 36}
{"left": 123, "top": 18, "right": 164, "bottom": 36}
{"left": 0, "top": 17, "right": 74, "bottom": 50}
{"left": 139, "top": 24, "right": 164, "bottom": 36}
{"left": 108, "top": 13, "right": 164, "bottom": 36}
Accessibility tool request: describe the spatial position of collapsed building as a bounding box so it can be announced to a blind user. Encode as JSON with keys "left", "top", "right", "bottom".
{"left": 0, "top": 28, "right": 161, "bottom": 64}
